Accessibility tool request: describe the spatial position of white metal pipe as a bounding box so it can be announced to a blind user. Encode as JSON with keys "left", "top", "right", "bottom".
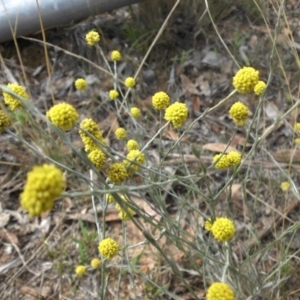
{"left": 0, "top": 0, "right": 145, "bottom": 43}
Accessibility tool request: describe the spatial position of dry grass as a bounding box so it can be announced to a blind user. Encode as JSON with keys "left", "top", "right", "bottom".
{"left": 1, "top": 0, "right": 300, "bottom": 299}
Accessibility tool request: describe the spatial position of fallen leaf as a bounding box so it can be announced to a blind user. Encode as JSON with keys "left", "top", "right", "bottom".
{"left": 271, "top": 149, "right": 300, "bottom": 163}
{"left": 0, "top": 230, "right": 19, "bottom": 245}
{"left": 180, "top": 74, "right": 201, "bottom": 96}
{"left": 203, "top": 143, "right": 240, "bottom": 154}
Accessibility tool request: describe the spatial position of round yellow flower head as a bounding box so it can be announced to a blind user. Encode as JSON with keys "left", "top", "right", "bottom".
{"left": 131, "top": 107, "right": 141, "bottom": 119}
{"left": 0, "top": 110, "right": 11, "bottom": 133}
{"left": 90, "top": 258, "right": 102, "bottom": 269}
{"left": 280, "top": 181, "right": 290, "bottom": 192}
{"left": 75, "top": 265, "right": 86, "bottom": 276}
{"left": 107, "top": 163, "right": 128, "bottom": 184}
{"left": 115, "top": 195, "right": 134, "bottom": 221}
{"left": 109, "top": 89, "right": 119, "bottom": 100}
{"left": 211, "top": 217, "right": 236, "bottom": 242}
{"left": 88, "top": 149, "right": 107, "bottom": 170}
{"left": 85, "top": 30, "right": 100, "bottom": 46}
{"left": 111, "top": 50, "right": 121, "bottom": 61}
{"left": 79, "top": 118, "right": 105, "bottom": 152}
{"left": 124, "top": 77, "right": 136, "bottom": 88}
{"left": 46, "top": 102, "right": 79, "bottom": 130}
{"left": 3, "top": 83, "right": 29, "bottom": 111}
{"left": 164, "top": 101, "right": 188, "bottom": 128}
{"left": 233, "top": 66, "right": 259, "bottom": 94}
{"left": 204, "top": 219, "right": 213, "bottom": 232}
{"left": 213, "top": 154, "right": 230, "bottom": 169}
{"left": 127, "top": 139, "right": 139, "bottom": 151}
{"left": 123, "top": 150, "right": 145, "bottom": 173}
{"left": 227, "top": 152, "right": 241, "bottom": 167}
{"left": 98, "top": 237, "right": 119, "bottom": 259}
{"left": 254, "top": 80, "right": 266, "bottom": 96}
{"left": 294, "top": 123, "right": 300, "bottom": 133}
{"left": 20, "top": 164, "right": 65, "bottom": 216}
{"left": 106, "top": 193, "right": 116, "bottom": 204}
{"left": 115, "top": 127, "right": 127, "bottom": 140}
{"left": 229, "top": 101, "right": 249, "bottom": 127}
{"left": 206, "top": 282, "right": 235, "bottom": 300}
{"left": 75, "top": 78, "right": 88, "bottom": 91}
{"left": 295, "top": 138, "right": 300, "bottom": 146}
{"left": 152, "top": 91, "right": 170, "bottom": 110}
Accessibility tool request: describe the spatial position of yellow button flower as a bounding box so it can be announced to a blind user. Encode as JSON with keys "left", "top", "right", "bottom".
{"left": 75, "top": 78, "right": 88, "bottom": 91}
{"left": 130, "top": 107, "right": 141, "bottom": 118}
{"left": 152, "top": 91, "right": 170, "bottom": 110}
{"left": 115, "top": 195, "right": 134, "bottom": 221}
{"left": 211, "top": 217, "right": 236, "bottom": 242}
{"left": 280, "top": 181, "right": 290, "bottom": 192}
{"left": 90, "top": 258, "right": 102, "bottom": 269}
{"left": 109, "top": 89, "right": 119, "bottom": 100}
{"left": 46, "top": 102, "right": 79, "bottom": 130}
{"left": 164, "top": 101, "right": 188, "bottom": 128}
{"left": 254, "top": 80, "right": 266, "bottom": 95}
{"left": 88, "top": 149, "right": 107, "bottom": 170}
{"left": 123, "top": 150, "right": 145, "bottom": 173}
{"left": 85, "top": 30, "right": 100, "bottom": 46}
{"left": 295, "top": 138, "right": 300, "bottom": 146}
{"left": 126, "top": 139, "right": 139, "bottom": 151}
{"left": 98, "top": 237, "right": 119, "bottom": 259}
{"left": 79, "top": 118, "right": 105, "bottom": 152}
{"left": 233, "top": 66, "right": 259, "bottom": 94}
{"left": 107, "top": 163, "right": 128, "bottom": 184}
{"left": 0, "top": 110, "right": 11, "bottom": 133}
{"left": 213, "top": 154, "right": 230, "bottom": 169}
{"left": 20, "top": 164, "right": 65, "bottom": 216}
{"left": 106, "top": 193, "right": 116, "bottom": 204}
{"left": 111, "top": 50, "right": 121, "bottom": 61}
{"left": 115, "top": 127, "right": 127, "bottom": 140}
{"left": 227, "top": 152, "right": 241, "bottom": 167}
{"left": 124, "top": 77, "right": 136, "bottom": 88}
{"left": 75, "top": 265, "right": 86, "bottom": 276}
{"left": 229, "top": 101, "right": 249, "bottom": 127}
{"left": 206, "top": 282, "right": 235, "bottom": 300}
{"left": 3, "top": 83, "right": 29, "bottom": 111}
{"left": 204, "top": 219, "right": 213, "bottom": 231}
{"left": 294, "top": 123, "right": 300, "bottom": 133}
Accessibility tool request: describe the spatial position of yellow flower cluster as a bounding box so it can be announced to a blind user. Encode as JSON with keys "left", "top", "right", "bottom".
{"left": 115, "top": 195, "right": 134, "bottom": 221}
{"left": 164, "top": 101, "right": 188, "bottom": 128}
{"left": 75, "top": 78, "right": 88, "bottom": 91}
{"left": 213, "top": 152, "right": 241, "bottom": 169}
{"left": 254, "top": 80, "right": 266, "bottom": 95}
{"left": 90, "top": 258, "right": 102, "bottom": 269}
{"left": 123, "top": 150, "right": 145, "bottom": 174}
{"left": 295, "top": 138, "right": 300, "bottom": 146}
{"left": 125, "top": 77, "right": 136, "bottom": 88}
{"left": 204, "top": 218, "right": 213, "bottom": 231}
{"left": 229, "top": 102, "right": 249, "bottom": 127}
{"left": 88, "top": 149, "right": 107, "bottom": 170}
{"left": 127, "top": 139, "right": 139, "bottom": 151}
{"left": 206, "top": 282, "right": 235, "bottom": 300}
{"left": 109, "top": 89, "right": 119, "bottom": 100}
{"left": 115, "top": 127, "right": 127, "bottom": 140}
{"left": 20, "top": 164, "right": 65, "bottom": 216}
{"left": 86, "top": 30, "right": 100, "bottom": 46}
{"left": 106, "top": 193, "right": 116, "bottom": 204}
{"left": 152, "top": 91, "right": 170, "bottom": 110}
{"left": 79, "top": 118, "right": 105, "bottom": 152}
{"left": 47, "top": 102, "right": 79, "bottom": 130}
{"left": 107, "top": 163, "right": 128, "bottom": 184}
{"left": 98, "top": 237, "right": 119, "bottom": 259}
{"left": 3, "top": 83, "right": 29, "bottom": 111}
{"left": 111, "top": 50, "right": 121, "bottom": 61}
{"left": 294, "top": 123, "right": 300, "bottom": 133}
{"left": 233, "top": 66, "right": 259, "bottom": 94}
{"left": 131, "top": 107, "right": 141, "bottom": 119}
{"left": 75, "top": 265, "right": 86, "bottom": 276}
{"left": 280, "top": 181, "right": 290, "bottom": 192}
{"left": 210, "top": 217, "right": 236, "bottom": 242}
{"left": 0, "top": 110, "right": 10, "bottom": 133}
